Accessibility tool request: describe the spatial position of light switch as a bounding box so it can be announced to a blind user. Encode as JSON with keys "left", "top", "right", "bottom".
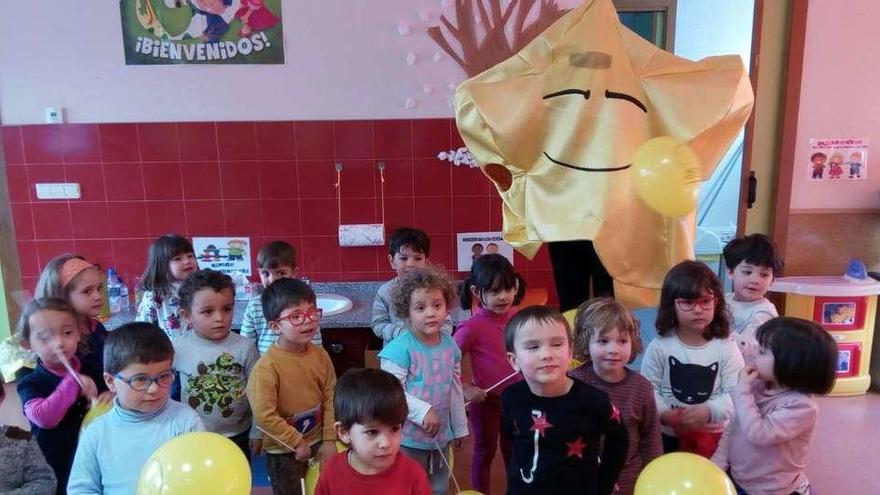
{"left": 63, "top": 183, "right": 81, "bottom": 199}
{"left": 35, "top": 183, "right": 81, "bottom": 199}
{"left": 35, "top": 184, "right": 55, "bottom": 199}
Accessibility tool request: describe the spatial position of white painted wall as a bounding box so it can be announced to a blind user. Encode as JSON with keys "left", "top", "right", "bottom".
{"left": 2, "top": 0, "right": 752, "bottom": 128}
{"left": 0, "top": 0, "right": 583, "bottom": 124}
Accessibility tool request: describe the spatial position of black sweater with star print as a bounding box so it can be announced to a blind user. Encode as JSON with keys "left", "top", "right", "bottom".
{"left": 501, "top": 379, "right": 628, "bottom": 495}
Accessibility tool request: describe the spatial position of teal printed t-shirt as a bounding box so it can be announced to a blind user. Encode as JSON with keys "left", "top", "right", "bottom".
{"left": 378, "top": 332, "right": 460, "bottom": 449}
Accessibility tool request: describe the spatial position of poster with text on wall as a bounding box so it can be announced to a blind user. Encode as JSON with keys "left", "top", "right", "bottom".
{"left": 457, "top": 232, "right": 514, "bottom": 272}
{"left": 808, "top": 138, "right": 868, "bottom": 182}
{"left": 120, "top": 0, "right": 284, "bottom": 65}
{"left": 193, "top": 237, "right": 251, "bottom": 277}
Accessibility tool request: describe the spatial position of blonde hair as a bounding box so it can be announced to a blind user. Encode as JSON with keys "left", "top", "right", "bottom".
{"left": 572, "top": 297, "right": 642, "bottom": 364}
{"left": 16, "top": 297, "right": 80, "bottom": 344}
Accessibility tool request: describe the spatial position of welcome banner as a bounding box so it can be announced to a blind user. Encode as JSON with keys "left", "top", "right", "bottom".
{"left": 121, "top": 0, "right": 284, "bottom": 65}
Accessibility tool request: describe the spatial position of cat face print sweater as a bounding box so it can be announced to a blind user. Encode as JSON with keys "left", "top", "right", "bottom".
{"left": 641, "top": 334, "right": 744, "bottom": 436}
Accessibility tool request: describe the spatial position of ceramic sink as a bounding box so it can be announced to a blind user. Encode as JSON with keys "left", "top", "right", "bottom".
{"left": 316, "top": 293, "right": 353, "bottom": 317}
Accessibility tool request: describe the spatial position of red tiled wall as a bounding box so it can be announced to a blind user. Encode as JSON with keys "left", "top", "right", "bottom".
{"left": 1, "top": 120, "right": 557, "bottom": 303}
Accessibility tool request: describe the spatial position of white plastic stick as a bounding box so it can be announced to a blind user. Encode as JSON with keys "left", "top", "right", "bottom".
{"left": 484, "top": 370, "right": 519, "bottom": 394}
{"left": 256, "top": 425, "right": 298, "bottom": 452}
{"left": 464, "top": 370, "right": 519, "bottom": 407}
{"left": 257, "top": 425, "right": 314, "bottom": 493}
{"left": 54, "top": 348, "right": 86, "bottom": 391}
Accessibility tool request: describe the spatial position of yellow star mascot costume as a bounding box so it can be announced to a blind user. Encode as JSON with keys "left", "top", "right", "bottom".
{"left": 455, "top": 0, "right": 754, "bottom": 309}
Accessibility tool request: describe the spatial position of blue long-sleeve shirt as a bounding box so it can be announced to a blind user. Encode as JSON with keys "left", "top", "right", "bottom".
{"left": 67, "top": 399, "right": 203, "bottom": 495}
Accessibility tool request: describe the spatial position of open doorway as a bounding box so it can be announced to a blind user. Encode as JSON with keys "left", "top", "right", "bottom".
{"left": 617, "top": 0, "right": 757, "bottom": 285}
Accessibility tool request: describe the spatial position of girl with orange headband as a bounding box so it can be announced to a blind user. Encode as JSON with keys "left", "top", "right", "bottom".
{"left": 34, "top": 254, "right": 110, "bottom": 394}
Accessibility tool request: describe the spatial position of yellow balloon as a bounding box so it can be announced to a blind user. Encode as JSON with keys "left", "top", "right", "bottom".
{"left": 458, "top": 491, "right": 485, "bottom": 495}
{"left": 300, "top": 443, "right": 350, "bottom": 495}
{"left": 632, "top": 136, "right": 702, "bottom": 217}
{"left": 136, "top": 432, "right": 251, "bottom": 495}
{"left": 634, "top": 452, "right": 736, "bottom": 495}
{"left": 563, "top": 309, "right": 583, "bottom": 370}
{"left": 80, "top": 400, "right": 112, "bottom": 432}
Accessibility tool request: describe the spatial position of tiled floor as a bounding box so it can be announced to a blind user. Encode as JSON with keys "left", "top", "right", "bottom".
{"left": 5, "top": 381, "right": 880, "bottom": 494}
{"left": 412, "top": 393, "right": 880, "bottom": 494}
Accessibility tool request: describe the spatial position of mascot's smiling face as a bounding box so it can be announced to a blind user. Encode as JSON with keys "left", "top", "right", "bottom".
{"left": 455, "top": 0, "right": 665, "bottom": 240}
{"left": 455, "top": 0, "right": 753, "bottom": 307}
{"left": 539, "top": 51, "right": 651, "bottom": 174}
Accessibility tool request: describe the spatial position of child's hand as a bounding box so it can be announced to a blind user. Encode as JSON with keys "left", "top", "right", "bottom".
{"left": 452, "top": 437, "right": 465, "bottom": 450}
{"left": 317, "top": 441, "right": 337, "bottom": 466}
{"left": 293, "top": 439, "right": 311, "bottom": 462}
{"left": 660, "top": 409, "right": 683, "bottom": 427}
{"left": 421, "top": 408, "right": 441, "bottom": 436}
{"left": 738, "top": 365, "right": 759, "bottom": 390}
{"left": 78, "top": 374, "right": 98, "bottom": 401}
{"left": 249, "top": 438, "right": 263, "bottom": 456}
{"left": 463, "top": 385, "right": 487, "bottom": 404}
{"left": 680, "top": 405, "right": 711, "bottom": 429}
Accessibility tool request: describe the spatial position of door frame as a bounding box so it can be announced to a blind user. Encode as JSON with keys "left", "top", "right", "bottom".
{"left": 769, "top": 0, "right": 810, "bottom": 262}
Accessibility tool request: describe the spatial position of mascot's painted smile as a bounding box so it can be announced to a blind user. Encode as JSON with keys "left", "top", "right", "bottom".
{"left": 542, "top": 88, "right": 647, "bottom": 172}
{"left": 542, "top": 152, "right": 631, "bottom": 172}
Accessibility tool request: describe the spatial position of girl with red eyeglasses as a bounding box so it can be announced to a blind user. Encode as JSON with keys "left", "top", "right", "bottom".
{"left": 641, "top": 260, "right": 744, "bottom": 458}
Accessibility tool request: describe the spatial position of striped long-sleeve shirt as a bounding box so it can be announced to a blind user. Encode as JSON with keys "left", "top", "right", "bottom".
{"left": 570, "top": 365, "right": 663, "bottom": 495}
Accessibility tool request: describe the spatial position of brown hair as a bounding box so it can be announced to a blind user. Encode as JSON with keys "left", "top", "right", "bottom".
{"left": 504, "top": 305, "right": 571, "bottom": 353}
{"left": 335, "top": 368, "right": 408, "bottom": 429}
{"left": 655, "top": 260, "right": 730, "bottom": 340}
{"left": 572, "top": 297, "right": 643, "bottom": 364}
{"left": 261, "top": 278, "right": 316, "bottom": 322}
{"left": 257, "top": 240, "right": 298, "bottom": 270}
{"left": 177, "top": 269, "right": 235, "bottom": 311}
{"left": 391, "top": 266, "right": 457, "bottom": 320}
{"left": 104, "top": 322, "right": 174, "bottom": 375}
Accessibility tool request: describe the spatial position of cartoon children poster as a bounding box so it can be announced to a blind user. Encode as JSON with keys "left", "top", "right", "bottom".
{"left": 456, "top": 232, "right": 515, "bottom": 272}
{"left": 120, "top": 0, "right": 284, "bottom": 65}
{"left": 193, "top": 237, "right": 252, "bottom": 277}
{"left": 809, "top": 138, "right": 869, "bottom": 182}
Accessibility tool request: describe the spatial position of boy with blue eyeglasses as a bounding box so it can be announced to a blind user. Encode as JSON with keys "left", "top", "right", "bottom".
{"left": 68, "top": 322, "right": 204, "bottom": 495}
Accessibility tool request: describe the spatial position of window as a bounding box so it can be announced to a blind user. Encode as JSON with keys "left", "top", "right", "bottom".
{"left": 614, "top": 0, "right": 677, "bottom": 49}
